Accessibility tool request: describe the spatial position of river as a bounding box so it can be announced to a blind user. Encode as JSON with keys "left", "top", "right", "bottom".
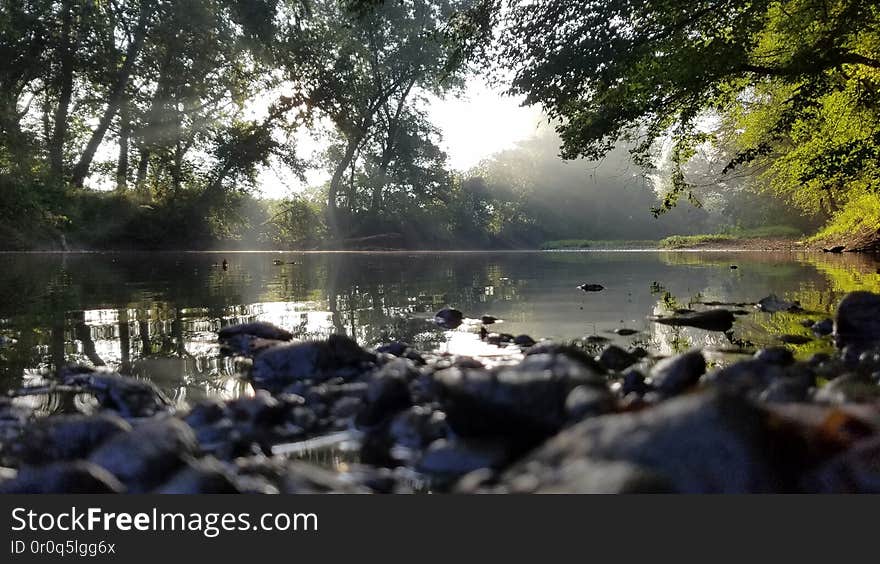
{"left": 1, "top": 250, "right": 878, "bottom": 412}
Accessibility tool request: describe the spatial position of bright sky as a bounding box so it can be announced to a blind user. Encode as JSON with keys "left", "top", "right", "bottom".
{"left": 257, "top": 78, "right": 545, "bottom": 199}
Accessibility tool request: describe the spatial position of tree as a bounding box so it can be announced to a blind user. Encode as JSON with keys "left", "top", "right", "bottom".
{"left": 492, "top": 0, "right": 880, "bottom": 216}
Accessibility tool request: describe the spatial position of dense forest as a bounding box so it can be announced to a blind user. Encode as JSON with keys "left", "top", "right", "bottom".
{"left": 0, "top": 0, "right": 877, "bottom": 250}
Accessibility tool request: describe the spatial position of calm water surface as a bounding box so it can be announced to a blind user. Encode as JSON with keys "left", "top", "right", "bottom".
{"left": 1, "top": 250, "right": 879, "bottom": 410}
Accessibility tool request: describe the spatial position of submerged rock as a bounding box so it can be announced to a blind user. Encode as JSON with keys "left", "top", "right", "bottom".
{"left": 757, "top": 294, "right": 803, "bottom": 313}
{"left": 578, "top": 284, "right": 605, "bottom": 292}
{"left": 651, "top": 309, "right": 735, "bottom": 332}
{"left": 219, "top": 322, "right": 293, "bottom": 342}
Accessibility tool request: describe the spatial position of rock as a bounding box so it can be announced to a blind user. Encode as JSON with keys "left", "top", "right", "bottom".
{"left": 481, "top": 315, "right": 498, "bottom": 325}
{"left": 759, "top": 377, "right": 811, "bottom": 403}
{"left": 251, "top": 335, "right": 375, "bottom": 393}
{"left": 355, "top": 360, "right": 414, "bottom": 429}
{"left": 434, "top": 308, "right": 464, "bottom": 329}
{"left": 651, "top": 309, "right": 735, "bottom": 332}
{"left": 388, "top": 406, "right": 448, "bottom": 450}
{"left": 577, "top": 283, "right": 604, "bottom": 292}
{"left": 565, "top": 386, "right": 615, "bottom": 422}
{"left": 417, "top": 439, "right": 513, "bottom": 480}
{"left": 814, "top": 374, "right": 880, "bottom": 404}
{"left": 756, "top": 294, "right": 802, "bottom": 313}
{"left": 730, "top": 265, "right": 738, "bottom": 270}
{"left": 708, "top": 359, "right": 786, "bottom": 393}
{"left": 0, "top": 461, "right": 125, "bottom": 494}
{"left": 614, "top": 328, "right": 639, "bottom": 336}
{"left": 620, "top": 368, "right": 650, "bottom": 396}
{"left": 650, "top": 350, "right": 706, "bottom": 396}
{"left": 778, "top": 334, "right": 813, "bottom": 345}
{"left": 754, "top": 347, "right": 794, "bottom": 366}
{"left": 834, "top": 292, "right": 880, "bottom": 352}
{"left": 88, "top": 418, "right": 198, "bottom": 492}
{"left": 56, "top": 367, "right": 172, "bottom": 418}
{"left": 823, "top": 246, "right": 845, "bottom": 253}
{"left": 154, "top": 458, "right": 240, "bottom": 494}
{"left": 468, "top": 459, "right": 674, "bottom": 494}
{"left": 282, "top": 461, "right": 370, "bottom": 493}
{"left": 805, "top": 437, "right": 880, "bottom": 492}
{"left": 491, "top": 392, "right": 784, "bottom": 493}
{"left": 11, "top": 414, "right": 131, "bottom": 465}
{"left": 219, "top": 321, "right": 293, "bottom": 342}
{"left": 630, "top": 346, "right": 649, "bottom": 358}
{"left": 513, "top": 334, "right": 536, "bottom": 347}
{"left": 434, "top": 351, "right": 607, "bottom": 442}
{"left": 598, "top": 345, "right": 637, "bottom": 372}
{"left": 812, "top": 318, "right": 834, "bottom": 336}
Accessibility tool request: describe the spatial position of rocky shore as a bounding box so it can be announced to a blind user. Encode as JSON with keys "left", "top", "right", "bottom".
{"left": 3, "top": 292, "right": 880, "bottom": 493}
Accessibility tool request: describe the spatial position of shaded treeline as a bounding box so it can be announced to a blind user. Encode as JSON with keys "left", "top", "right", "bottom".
{"left": 3, "top": 0, "right": 872, "bottom": 250}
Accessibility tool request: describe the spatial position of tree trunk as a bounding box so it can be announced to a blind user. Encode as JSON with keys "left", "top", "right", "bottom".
{"left": 116, "top": 94, "right": 130, "bottom": 191}
{"left": 48, "top": 0, "right": 75, "bottom": 179}
{"left": 135, "top": 148, "right": 150, "bottom": 200}
{"left": 327, "top": 136, "right": 361, "bottom": 238}
{"left": 71, "top": 1, "right": 153, "bottom": 187}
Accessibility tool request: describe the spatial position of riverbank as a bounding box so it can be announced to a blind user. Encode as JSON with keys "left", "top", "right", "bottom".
{"left": 3, "top": 291, "right": 880, "bottom": 493}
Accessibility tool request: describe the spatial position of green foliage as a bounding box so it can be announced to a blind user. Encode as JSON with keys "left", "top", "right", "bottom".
{"left": 492, "top": 0, "right": 880, "bottom": 241}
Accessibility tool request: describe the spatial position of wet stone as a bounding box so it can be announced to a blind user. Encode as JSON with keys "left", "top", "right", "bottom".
{"left": 812, "top": 318, "right": 834, "bottom": 336}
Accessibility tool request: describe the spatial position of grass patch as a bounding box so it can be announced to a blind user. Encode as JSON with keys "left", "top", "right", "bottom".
{"left": 809, "top": 192, "right": 880, "bottom": 247}
{"left": 659, "top": 234, "right": 734, "bottom": 249}
{"left": 660, "top": 225, "right": 804, "bottom": 249}
{"left": 540, "top": 239, "right": 659, "bottom": 250}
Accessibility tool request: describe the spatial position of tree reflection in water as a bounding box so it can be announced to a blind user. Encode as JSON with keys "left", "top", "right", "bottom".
{"left": 0, "top": 251, "right": 878, "bottom": 414}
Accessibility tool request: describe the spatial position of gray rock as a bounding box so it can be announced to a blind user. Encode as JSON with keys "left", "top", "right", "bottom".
{"left": 598, "top": 345, "right": 637, "bottom": 371}
{"left": 88, "top": 418, "right": 198, "bottom": 492}
{"left": 492, "top": 392, "right": 784, "bottom": 493}
{"left": 251, "top": 335, "right": 375, "bottom": 393}
{"left": 650, "top": 350, "right": 706, "bottom": 396}
{"left": 835, "top": 291, "right": 880, "bottom": 352}
{"left": 12, "top": 414, "right": 131, "bottom": 465}
{"left": 0, "top": 461, "right": 125, "bottom": 494}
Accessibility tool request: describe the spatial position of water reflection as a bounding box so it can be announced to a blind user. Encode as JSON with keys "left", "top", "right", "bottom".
{"left": 1, "top": 251, "right": 878, "bottom": 409}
